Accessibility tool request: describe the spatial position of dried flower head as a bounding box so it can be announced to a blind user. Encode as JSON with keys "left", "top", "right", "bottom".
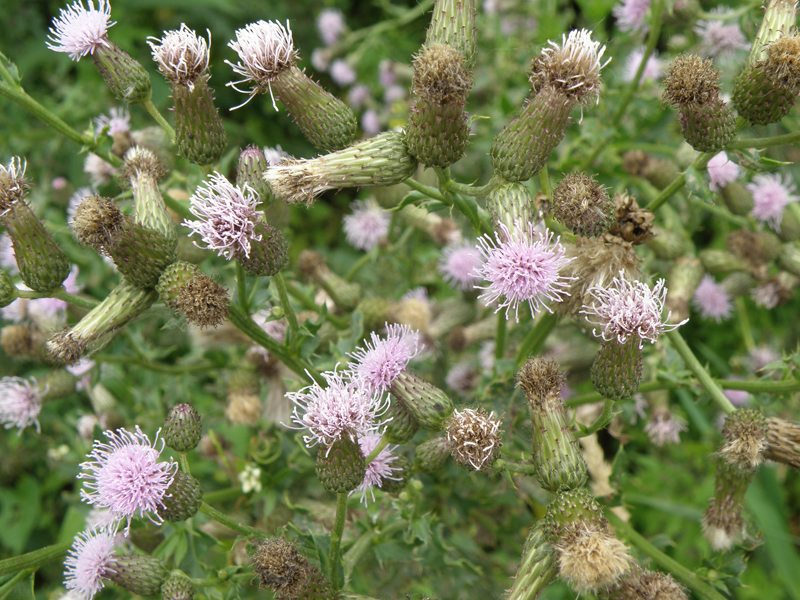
{"left": 746, "top": 172, "right": 798, "bottom": 231}
{"left": 78, "top": 426, "right": 178, "bottom": 532}
{"left": 63, "top": 527, "right": 117, "bottom": 600}
{"left": 94, "top": 107, "right": 130, "bottom": 137}
{"left": 0, "top": 157, "right": 28, "bottom": 213}
{"left": 349, "top": 324, "right": 421, "bottom": 394}
{"left": 692, "top": 274, "right": 733, "bottom": 322}
{"left": 148, "top": 24, "right": 210, "bottom": 89}
{"left": 184, "top": 172, "right": 263, "bottom": 259}
{"left": 765, "top": 33, "right": 800, "bottom": 95}
{"left": 720, "top": 409, "right": 766, "bottom": 471}
{"left": 0, "top": 376, "right": 42, "bottom": 434}
{"left": 445, "top": 408, "right": 503, "bottom": 471}
{"left": 412, "top": 43, "right": 473, "bottom": 104}
{"left": 343, "top": 199, "right": 390, "bottom": 251}
{"left": 439, "top": 241, "right": 483, "bottom": 291}
{"left": 581, "top": 272, "right": 686, "bottom": 348}
{"left": 750, "top": 280, "right": 783, "bottom": 309}
{"left": 613, "top": 0, "right": 651, "bottom": 34}
{"left": 555, "top": 523, "right": 632, "bottom": 593}
{"left": 662, "top": 54, "right": 721, "bottom": 107}
{"left": 285, "top": 368, "right": 388, "bottom": 449}
{"left": 706, "top": 151, "right": 741, "bottom": 192}
{"left": 644, "top": 408, "right": 688, "bottom": 446}
{"left": 474, "top": 223, "right": 574, "bottom": 322}
{"left": 352, "top": 433, "right": 401, "bottom": 505}
{"left": 47, "top": 0, "right": 114, "bottom": 61}
{"left": 252, "top": 536, "right": 308, "bottom": 596}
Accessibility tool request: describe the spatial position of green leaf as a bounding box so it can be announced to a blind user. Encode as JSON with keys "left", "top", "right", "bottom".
{"left": 393, "top": 191, "right": 431, "bottom": 212}
{"left": 0, "top": 476, "right": 41, "bottom": 554}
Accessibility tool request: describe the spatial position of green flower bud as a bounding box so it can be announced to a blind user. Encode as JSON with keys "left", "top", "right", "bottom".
{"left": 507, "top": 521, "right": 557, "bottom": 600}
{"left": 677, "top": 98, "right": 736, "bottom": 153}
{"left": 0, "top": 270, "right": 18, "bottom": 308}
{"left": 414, "top": 437, "right": 450, "bottom": 474}
{"left": 238, "top": 222, "right": 288, "bottom": 277}
{"left": 665, "top": 255, "right": 704, "bottom": 325}
{"left": 646, "top": 225, "right": 688, "bottom": 260}
{"left": 383, "top": 402, "right": 420, "bottom": 443}
{"left": 720, "top": 182, "right": 754, "bottom": 217}
{"left": 552, "top": 173, "right": 613, "bottom": 237}
{"left": 591, "top": 340, "right": 643, "bottom": 401}
{"left": 122, "top": 147, "right": 175, "bottom": 243}
{"left": 380, "top": 455, "right": 410, "bottom": 494}
{"left": 389, "top": 371, "right": 454, "bottom": 431}
{"left": 733, "top": 63, "right": 795, "bottom": 126}
{"left": 172, "top": 80, "right": 227, "bottom": 165}
{"left": 161, "top": 471, "right": 203, "bottom": 522}
{"left": 486, "top": 181, "right": 535, "bottom": 233}
{"left": 156, "top": 261, "right": 230, "bottom": 328}
{"left": 699, "top": 249, "right": 748, "bottom": 275}
{"left": 161, "top": 571, "right": 194, "bottom": 600}
{"left": 425, "top": 0, "right": 477, "bottom": 69}
{"left": 237, "top": 146, "right": 273, "bottom": 204}
{"left": 39, "top": 369, "right": 79, "bottom": 401}
{"left": 316, "top": 435, "right": 367, "bottom": 493}
{"left": 106, "top": 555, "right": 168, "bottom": 596}
{"left": 164, "top": 403, "right": 202, "bottom": 452}
{"left": 94, "top": 41, "right": 152, "bottom": 104}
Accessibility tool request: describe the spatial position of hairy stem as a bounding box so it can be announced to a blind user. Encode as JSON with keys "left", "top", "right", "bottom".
{"left": 329, "top": 492, "right": 349, "bottom": 591}
{"left": 199, "top": 502, "right": 265, "bottom": 538}
{"left": 274, "top": 272, "right": 299, "bottom": 351}
{"left": 142, "top": 98, "right": 176, "bottom": 142}
{"left": 667, "top": 330, "right": 736, "bottom": 414}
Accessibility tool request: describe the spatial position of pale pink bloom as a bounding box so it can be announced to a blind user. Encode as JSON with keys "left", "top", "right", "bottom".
{"left": 475, "top": 223, "right": 574, "bottom": 322}
{"left": 343, "top": 199, "right": 390, "bottom": 251}
{"left": 692, "top": 274, "right": 733, "bottom": 322}
{"left": 27, "top": 297, "right": 68, "bottom": 331}
{"left": 68, "top": 187, "right": 93, "bottom": 222}
{"left": 64, "top": 265, "right": 83, "bottom": 294}
{"left": 445, "top": 362, "right": 478, "bottom": 394}
{"left": 148, "top": 24, "right": 209, "bottom": 91}
{"left": 622, "top": 46, "right": 663, "bottom": 82}
{"left": 751, "top": 281, "right": 781, "bottom": 309}
{"left": 581, "top": 272, "right": 687, "bottom": 348}
{"left": 722, "top": 378, "right": 749, "bottom": 407}
{"left": 347, "top": 84, "right": 371, "bottom": 109}
{"left": 352, "top": 433, "right": 401, "bottom": 505}
{"left": 83, "top": 154, "right": 117, "bottom": 187}
{"left": 746, "top": 346, "right": 780, "bottom": 373}
{"left": 67, "top": 358, "right": 96, "bottom": 393}
{"left": 707, "top": 152, "right": 741, "bottom": 192}
{"left": 52, "top": 177, "right": 68, "bottom": 190}
{"left": 613, "top": 0, "right": 650, "bottom": 34}
{"left": 439, "top": 241, "right": 483, "bottom": 291}
{"left": 77, "top": 414, "right": 99, "bottom": 442}
{"left": 94, "top": 107, "right": 130, "bottom": 137}
{"left": 330, "top": 60, "right": 356, "bottom": 87}
{"left": 184, "top": 172, "right": 263, "bottom": 260}
{"left": 349, "top": 324, "right": 421, "bottom": 394}
{"left": 263, "top": 145, "right": 289, "bottom": 166}
{"left": 747, "top": 173, "right": 799, "bottom": 231}
{"left": 317, "top": 9, "right": 346, "bottom": 47}
{"left": 361, "top": 109, "right": 381, "bottom": 135}
{"left": 383, "top": 85, "right": 406, "bottom": 104}
{"left": 0, "top": 233, "right": 18, "bottom": 275}
{"left": 285, "top": 368, "right": 389, "bottom": 450}
{"left": 311, "top": 47, "right": 331, "bottom": 72}
{"left": 378, "top": 60, "right": 397, "bottom": 88}
{"left": 695, "top": 10, "right": 749, "bottom": 66}
{"left": 644, "top": 409, "right": 687, "bottom": 446}
{"left": 0, "top": 376, "right": 42, "bottom": 434}
{"left": 47, "top": 0, "right": 114, "bottom": 61}
{"left": 78, "top": 426, "right": 177, "bottom": 532}
{"left": 63, "top": 527, "right": 117, "bottom": 600}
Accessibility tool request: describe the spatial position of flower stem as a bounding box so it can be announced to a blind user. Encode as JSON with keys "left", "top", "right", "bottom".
{"left": 284, "top": 281, "right": 348, "bottom": 329}
{"left": 364, "top": 436, "right": 389, "bottom": 464}
{"left": 18, "top": 288, "right": 99, "bottom": 310}
{"left": 494, "top": 312, "right": 507, "bottom": 362}
{"left": 0, "top": 568, "right": 33, "bottom": 597}
{"left": 538, "top": 168, "right": 552, "bottom": 199}
{"left": 142, "top": 98, "right": 175, "bottom": 142}
{"left": 0, "top": 542, "right": 70, "bottom": 577}
{"left": 735, "top": 297, "right": 756, "bottom": 351}
{"left": 494, "top": 459, "right": 538, "bottom": 475}
{"left": 515, "top": 312, "right": 560, "bottom": 367}
{"left": 274, "top": 272, "right": 299, "bottom": 351}
{"left": 403, "top": 177, "right": 445, "bottom": 201}
{"left": 329, "top": 492, "right": 349, "bottom": 591}
{"left": 198, "top": 502, "right": 265, "bottom": 538}
{"left": 235, "top": 263, "right": 249, "bottom": 314}
{"left": 726, "top": 130, "right": 800, "bottom": 149}
{"left": 445, "top": 174, "right": 502, "bottom": 197}
{"left": 667, "top": 330, "right": 736, "bottom": 415}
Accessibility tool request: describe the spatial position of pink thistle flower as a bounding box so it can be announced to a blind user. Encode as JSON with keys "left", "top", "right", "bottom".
{"left": 378, "top": 60, "right": 397, "bottom": 88}
{"left": 352, "top": 433, "right": 401, "bottom": 505}
{"left": 83, "top": 154, "right": 118, "bottom": 187}
{"left": 349, "top": 324, "right": 421, "bottom": 394}
{"left": 746, "top": 173, "right": 799, "bottom": 231}
{"left": 93, "top": 107, "right": 130, "bottom": 137}
{"left": 750, "top": 281, "right": 781, "bottom": 308}
{"left": 343, "top": 199, "right": 390, "bottom": 251}
{"left": 285, "top": 368, "right": 389, "bottom": 449}
{"left": 148, "top": 24, "right": 210, "bottom": 91}
{"left": 64, "top": 265, "right": 83, "bottom": 294}
{"left": 706, "top": 152, "right": 741, "bottom": 192}
{"left": 474, "top": 223, "right": 574, "bottom": 322}
{"left": 263, "top": 145, "right": 290, "bottom": 166}
{"left": 0, "top": 376, "right": 42, "bottom": 435}
{"left": 695, "top": 11, "right": 749, "bottom": 66}
{"left": 184, "top": 172, "right": 263, "bottom": 260}
{"left": 47, "top": 0, "right": 114, "bottom": 61}
{"left": 361, "top": 109, "right": 381, "bottom": 135}
{"left": 644, "top": 409, "right": 687, "bottom": 446}
{"left": 622, "top": 46, "right": 663, "bottom": 82}
{"left": 317, "top": 9, "right": 346, "bottom": 47}
{"left": 692, "top": 274, "right": 733, "bottom": 322}
{"left": 722, "top": 379, "right": 749, "bottom": 407}
{"left": 52, "top": 177, "right": 68, "bottom": 190}
{"left": 78, "top": 426, "right": 177, "bottom": 532}
{"left": 330, "top": 59, "right": 356, "bottom": 87}
{"left": 383, "top": 85, "right": 406, "bottom": 104}
{"left": 28, "top": 297, "right": 68, "bottom": 331}
{"left": 581, "top": 271, "right": 687, "bottom": 348}
{"left": 63, "top": 527, "right": 117, "bottom": 600}
{"left": 613, "top": 0, "right": 650, "bottom": 34}
{"left": 0, "top": 233, "right": 18, "bottom": 275}
{"left": 347, "top": 84, "right": 371, "bottom": 109}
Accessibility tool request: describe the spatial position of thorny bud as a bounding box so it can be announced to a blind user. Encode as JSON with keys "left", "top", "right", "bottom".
{"left": 0, "top": 270, "right": 19, "bottom": 308}
{"left": 122, "top": 147, "right": 175, "bottom": 243}
{"left": 163, "top": 403, "right": 202, "bottom": 452}
{"left": 552, "top": 173, "right": 614, "bottom": 237}
{"left": 237, "top": 146, "right": 273, "bottom": 203}
{"left": 297, "top": 250, "right": 361, "bottom": 311}
{"left": 390, "top": 371, "right": 455, "bottom": 431}
{"left": 591, "top": 340, "right": 644, "bottom": 401}
{"left": 160, "top": 471, "right": 203, "bottom": 521}
{"left": 105, "top": 555, "right": 169, "bottom": 596}
{"left": 161, "top": 572, "right": 194, "bottom": 600}
{"left": 425, "top": 0, "right": 478, "bottom": 69}
{"left": 156, "top": 261, "right": 230, "bottom": 328}
{"left": 238, "top": 222, "right": 289, "bottom": 277}
{"left": 414, "top": 436, "right": 450, "bottom": 473}
{"left": 485, "top": 181, "right": 535, "bottom": 233}
{"left": 444, "top": 408, "right": 502, "bottom": 471}
{"left": 316, "top": 435, "right": 367, "bottom": 493}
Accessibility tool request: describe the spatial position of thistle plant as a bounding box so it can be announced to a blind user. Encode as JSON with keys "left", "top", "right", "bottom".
{"left": 3, "top": 0, "right": 800, "bottom": 599}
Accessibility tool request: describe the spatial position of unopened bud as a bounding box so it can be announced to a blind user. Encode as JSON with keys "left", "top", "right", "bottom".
{"left": 156, "top": 261, "right": 230, "bottom": 328}
{"left": 507, "top": 521, "right": 557, "bottom": 600}
{"left": 161, "top": 471, "right": 203, "bottom": 521}
{"left": 316, "top": 436, "right": 367, "bottom": 493}
{"left": 699, "top": 249, "right": 748, "bottom": 275}
{"left": 297, "top": 250, "right": 361, "bottom": 311}
{"left": 106, "top": 555, "right": 168, "bottom": 596}
{"left": 665, "top": 256, "right": 704, "bottom": 324}
{"left": 123, "top": 147, "right": 175, "bottom": 242}
{"left": 380, "top": 455, "right": 410, "bottom": 494}
{"left": 164, "top": 403, "right": 202, "bottom": 452}
{"left": 444, "top": 408, "right": 502, "bottom": 471}
{"left": 622, "top": 151, "right": 680, "bottom": 190}
{"left": 389, "top": 371, "right": 454, "bottom": 430}
{"left": 591, "top": 340, "right": 643, "bottom": 401}
{"left": 237, "top": 146, "right": 273, "bottom": 203}
{"left": 414, "top": 436, "right": 450, "bottom": 472}
{"left": 486, "top": 181, "right": 535, "bottom": 233}
{"left": 647, "top": 225, "right": 688, "bottom": 260}
{"left": 0, "top": 270, "right": 18, "bottom": 308}
{"left": 552, "top": 173, "right": 613, "bottom": 237}
{"left": 238, "top": 222, "right": 288, "bottom": 277}
{"left": 161, "top": 571, "right": 194, "bottom": 600}
{"left": 720, "top": 182, "right": 754, "bottom": 216}
{"left": 383, "top": 402, "right": 420, "bottom": 443}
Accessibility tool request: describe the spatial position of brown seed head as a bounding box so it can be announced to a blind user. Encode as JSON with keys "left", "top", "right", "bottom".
{"left": 444, "top": 408, "right": 503, "bottom": 471}
{"left": 530, "top": 29, "right": 607, "bottom": 105}
{"left": 45, "top": 329, "right": 86, "bottom": 365}
{"left": 552, "top": 173, "right": 614, "bottom": 237}
{"left": 554, "top": 523, "right": 632, "bottom": 593}
{"left": 609, "top": 566, "right": 687, "bottom": 600}
{"left": 606, "top": 192, "right": 655, "bottom": 244}
{"left": 662, "top": 54, "right": 721, "bottom": 107}
{"left": 251, "top": 537, "right": 308, "bottom": 597}
{"left": 70, "top": 195, "right": 126, "bottom": 252}
{"left": 412, "top": 43, "right": 473, "bottom": 105}
{"left": 0, "top": 157, "right": 29, "bottom": 214}
{"left": 765, "top": 34, "right": 800, "bottom": 95}
{"left": 122, "top": 146, "right": 166, "bottom": 184}
{"left": 297, "top": 250, "right": 325, "bottom": 277}
{"left": 517, "top": 357, "right": 566, "bottom": 404}
{"left": 175, "top": 273, "right": 230, "bottom": 329}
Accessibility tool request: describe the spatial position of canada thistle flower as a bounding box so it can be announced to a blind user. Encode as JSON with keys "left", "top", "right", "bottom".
{"left": 63, "top": 527, "right": 117, "bottom": 600}
{"left": 78, "top": 426, "right": 177, "bottom": 532}
{"left": 348, "top": 324, "right": 421, "bottom": 395}
{"left": 474, "top": 223, "right": 574, "bottom": 322}
{"left": 439, "top": 241, "right": 483, "bottom": 291}
{"left": 0, "top": 376, "right": 42, "bottom": 434}
{"left": 352, "top": 433, "right": 401, "bottom": 505}
{"left": 285, "top": 368, "right": 389, "bottom": 450}
{"left": 94, "top": 107, "right": 130, "bottom": 137}
{"left": 581, "top": 272, "right": 687, "bottom": 348}
{"left": 644, "top": 408, "right": 687, "bottom": 446}
{"left": 317, "top": 8, "right": 346, "bottom": 46}
{"left": 622, "top": 46, "right": 663, "bottom": 82}
{"left": 707, "top": 152, "right": 741, "bottom": 192}
{"left": 46, "top": 0, "right": 114, "bottom": 61}
{"left": 692, "top": 274, "right": 733, "bottom": 322}
{"left": 746, "top": 173, "right": 799, "bottom": 231}
{"left": 343, "top": 199, "right": 390, "bottom": 251}
{"left": 148, "top": 24, "right": 209, "bottom": 91}
{"left": 694, "top": 10, "right": 749, "bottom": 66}
{"left": 184, "top": 172, "right": 263, "bottom": 259}
{"left": 612, "top": 0, "right": 650, "bottom": 34}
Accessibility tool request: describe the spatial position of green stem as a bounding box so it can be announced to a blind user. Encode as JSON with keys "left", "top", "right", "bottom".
{"left": 284, "top": 281, "right": 348, "bottom": 329}
{"left": 575, "top": 398, "right": 614, "bottom": 438}
{"left": 606, "top": 511, "right": 728, "bottom": 600}
{"left": 0, "top": 542, "right": 70, "bottom": 577}
{"left": 0, "top": 568, "right": 33, "bottom": 599}
{"left": 538, "top": 168, "right": 552, "bottom": 199}
{"left": 142, "top": 98, "right": 175, "bottom": 142}
{"left": 667, "top": 330, "right": 735, "bottom": 415}
{"left": 647, "top": 151, "right": 714, "bottom": 212}
{"left": 735, "top": 297, "right": 756, "bottom": 351}
{"left": 403, "top": 177, "right": 446, "bottom": 201}
{"left": 365, "top": 436, "right": 389, "bottom": 465}
{"left": 273, "top": 273, "right": 299, "bottom": 351}
{"left": 163, "top": 194, "right": 193, "bottom": 221}
{"left": 17, "top": 288, "right": 99, "bottom": 310}
{"left": 515, "top": 312, "right": 560, "bottom": 367}
{"left": 565, "top": 381, "right": 679, "bottom": 408}
{"left": 0, "top": 84, "right": 92, "bottom": 147}
{"left": 235, "top": 263, "right": 249, "bottom": 314}
{"left": 179, "top": 452, "right": 191, "bottom": 474}
{"left": 445, "top": 175, "right": 501, "bottom": 197}
{"left": 93, "top": 354, "right": 215, "bottom": 374}
{"left": 493, "top": 459, "right": 538, "bottom": 475}
{"left": 329, "top": 493, "right": 349, "bottom": 591}
{"left": 494, "top": 312, "right": 507, "bottom": 362}
{"left": 203, "top": 487, "right": 243, "bottom": 504}
{"left": 726, "top": 131, "right": 800, "bottom": 149}
{"left": 345, "top": 249, "right": 376, "bottom": 281}
{"left": 198, "top": 502, "right": 265, "bottom": 538}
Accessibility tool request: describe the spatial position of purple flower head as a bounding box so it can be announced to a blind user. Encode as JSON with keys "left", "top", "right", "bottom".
{"left": 722, "top": 379, "right": 749, "bottom": 407}
{"left": 622, "top": 46, "right": 663, "bottom": 83}
{"left": 317, "top": 9, "right": 346, "bottom": 47}
{"left": 0, "top": 377, "right": 42, "bottom": 435}
{"left": 378, "top": 60, "right": 397, "bottom": 88}
{"left": 78, "top": 426, "right": 177, "bottom": 532}
{"left": 439, "top": 242, "right": 483, "bottom": 291}
{"left": 349, "top": 324, "right": 421, "bottom": 394}
{"left": 47, "top": 0, "right": 114, "bottom": 61}
{"left": 581, "top": 272, "right": 687, "bottom": 348}
{"left": 347, "top": 84, "right": 371, "bottom": 109}
{"left": 746, "top": 346, "right": 780, "bottom": 373}
{"left": 263, "top": 145, "right": 290, "bottom": 167}
{"left": 83, "top": 154, "right": 117, "bottom": 187}
{"left": 93, "top": 107, "right": 130, "bottom": 137}
{"left": 285, "top": 368, "right": 389, "bottom": 449}
{"left": 63, "top": 527, "right": 117, "bottom": 600}
{"left": 692, "top": 274, "right": 733, "bottom": 322}
{"left": 311, "top": 47, "right": 331, "bottom": 72}
{"left": 352, "top": 433, "right": 401, "bottom": 505}
{"left": 644, "top": 409, "right": 687, "bottom": 446}
{"left": 148, "top": 24, "right": 210, "bottom": 91}
{"left": 184, "top": 172, "right": 263, "bottom": 260}
{"left": 330, "top": 59, "right": 356, "bottom": 87}
{"left": 707, "top": 152, "right": 741, "bottom": 192}
{"left": 343, "top": 199, "right": 390, "bottom": 251}
{"left": 747, "top": 173, "right": 799, "bottom": 231}
{"left": 695, "top": 10, "right": 749, "bottom": 66}
{"left": 361, "top": 109, "right": 381, "bottom": 135}
{"left": 613, "top": 0, "right": 650, "bottom": 34}
{"left": 474, "top": 223, "right": 574, "bottom": 322}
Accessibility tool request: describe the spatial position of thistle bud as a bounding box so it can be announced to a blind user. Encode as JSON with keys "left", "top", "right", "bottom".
{"left": 507, "top": 521, "right": 557, "bottom": 600}
{"left": 405, "top": 43, "right": 472, "bottom": 168}
{"left": 764, "top": 416, "right": 800, "bottom": 469}
{"left": 721, "top": 272, "right": 756, "bottom": 297}
{"left": 161, "top": 471, "right": 203, "bottom": 521}
{"left": 665, "top": 256, "right": 704, "bottom": 325}
{"left": 491, "top": 30, "right": 606, "bottom": 182}
{"left": 622, "top": 150, "right": 680, "bottom": 190}
{"left": 777, "top": 243, "right": 800, "bottom": 277}
{"left": 164, "top": 403, "right": 202, "bottom": 452}
{"left": 544, "top": 488, "right": 632, "bottom": 593}
{"left": 357, "top": 297, "right": 398, "bottom": 332}
{"left": 0, "top": 270, "right": 18, "bottom": 308}
{"left": 316, "top": 435, "right": 367, "bottom": 493}
{"left": 123, "top": 147, "right": 175, "bottom": 243}
{"left": 156, "top": 261, "right": 230, "bottom": 328}
{"left": 45, "top": 280, "right": 157, "bottom": 365}
{"left": 389, "top": 371, "right": 454, "bottom": 431}
{"left": 447, "top": 315, "right": 498, "bottom": 351}
{"left": 161, "top": 572, "right": 194, "bottom": 600}
{"left": 265, "top": 132, "right": 417, "bottom": 206}
{"left": 106, "top": 555, "right": 168, "bottom": 596}
{"left": 485, "top": 181, "right": 535, "bottom": 233}
{"left": 297, "top": 250, "right": 361, "bottom": 311}
{"left": 0, "top": 158, "right": 70, "bottom": 291}
{"left": 591, "top": 340, "right": 643, "bottom": 401}
{"left": 444, "top": 408, "right": 502, "bottom": 471}
{"left": 39, "top": 369, "right": 79, "bottom": 401}
{"left": 702, "top": 458, "right": 753, "bottom": 551}
{"left": 380, "top": 455, "right": 411, "bottom": 494}
{"left": 252, "top": 536, "right": 309, "bottom": 597}
{"left": 238, "top": 222, "right": 288, "bottom": 277}
{"left": 91, "top": 42, "right": 152, "bottom": 104}
{"left": 383, "top": 402, "right": 420, "bottom": 443}
{"left": 149, "top": 25, "right": 227, "bottom": 165}
{"left": 720, "top": 182, "right": 754, "bottom": 216}
{"left": 414, "top": 436, "right": 450, "bottom": 472}
{"left": 647, "top": 225, "right": 688, "bottom": 260}
{"left": 517, "top": 358, "right": 588, "bottom": 491}
{"left": 428, "top": 298, "right": 475, "bottom": 340}
{"left": 552, "top": 173, "right": 614, "bottom": 237}
{"left": 237, "top": 146, "right": 273, "bottom": 203}
{"left": 699, "top": 249, "right": 748, "bottom": 275}
{"left": 425, "top": 0, "right": 477, "bottom": 69}
{"left": 720, "top": 408, "right": 767, "bottom": 472}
